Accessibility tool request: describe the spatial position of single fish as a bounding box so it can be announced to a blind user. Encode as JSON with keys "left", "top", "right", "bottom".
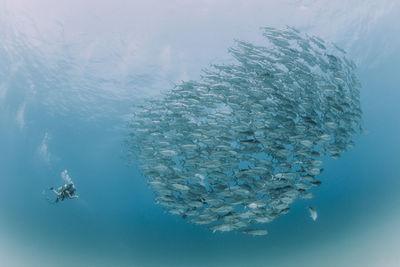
{"left": 309, "top": 206, "right": 318, "bottom": 221}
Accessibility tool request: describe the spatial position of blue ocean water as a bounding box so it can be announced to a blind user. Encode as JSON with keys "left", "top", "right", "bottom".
{"left": 1, "top": 1, "right": 400, "bottom": 266}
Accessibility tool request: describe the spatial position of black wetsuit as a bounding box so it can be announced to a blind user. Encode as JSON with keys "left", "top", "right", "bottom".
{"left": 56, "top": 184, "right": 76, "bottom": 202}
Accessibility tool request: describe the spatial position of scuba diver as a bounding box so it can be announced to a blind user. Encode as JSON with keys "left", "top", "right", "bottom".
{"left": 50, "top": 182, "right": 79, "bottom": 203}
{"left": 44, "top": 169, "right": 79, "bottom": 204}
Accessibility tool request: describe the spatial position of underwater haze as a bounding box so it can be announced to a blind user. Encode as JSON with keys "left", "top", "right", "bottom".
{"left": 1, "top": 1, "right": 400, "bottom": 266}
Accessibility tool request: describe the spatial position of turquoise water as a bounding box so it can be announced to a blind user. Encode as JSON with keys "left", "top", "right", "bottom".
{"left": 1, "top": 1, "right": 400, "bottom": 266}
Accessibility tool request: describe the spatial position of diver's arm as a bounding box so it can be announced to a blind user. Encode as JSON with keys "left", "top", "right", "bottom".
{"left": 52, "top": 189, "right": 61, "bottom": 196}
{"left": 70, "top": 195, "right": 79, "bottom": 199}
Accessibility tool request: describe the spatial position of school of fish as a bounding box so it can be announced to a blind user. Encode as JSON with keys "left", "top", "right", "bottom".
{"left": 125, "top": 27, "right": 362, "bottom": 235}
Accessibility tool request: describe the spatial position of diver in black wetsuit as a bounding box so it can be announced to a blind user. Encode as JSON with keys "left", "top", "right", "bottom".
{"left": 50, "top": 183, "right": 79, "bottom": 203}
